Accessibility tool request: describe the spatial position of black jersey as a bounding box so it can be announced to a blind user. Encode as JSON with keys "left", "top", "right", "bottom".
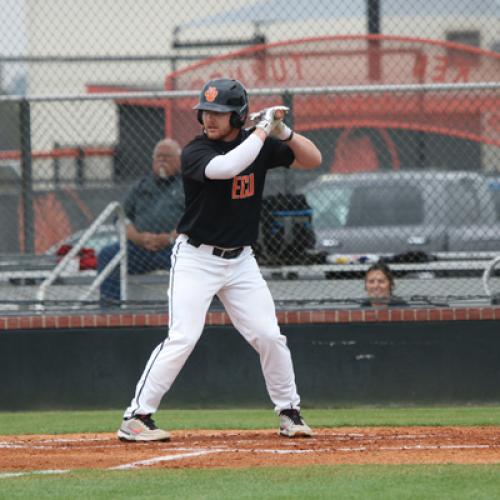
{"left": 177, "top": 129, "right": 295, "bottom": 247}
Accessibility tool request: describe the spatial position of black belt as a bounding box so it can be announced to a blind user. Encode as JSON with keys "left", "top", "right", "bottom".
{"left": 187, "top": 238, "right": 244, "bottom": 259}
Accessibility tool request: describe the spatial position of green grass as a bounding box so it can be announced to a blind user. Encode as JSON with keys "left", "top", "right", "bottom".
{"left": 2, "top": 465, "right": 500, "bottom": 499}
{"left": 2, "top": 407, "right": 500, "bottom": 499}
{"left": 1, "top": 406, "right": 500, "bottom": 435}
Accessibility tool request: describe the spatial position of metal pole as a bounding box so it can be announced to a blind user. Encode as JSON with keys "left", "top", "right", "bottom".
{"left": 19, "top": 99, "right": 35, "bottom": 254}
{"left": 76, "top": 146, "right": 84, "bottom": 186}
{"left": 53, "top": 141, "right": 60, "bottom": 187}
{"left": 367, "top": 0, "right": 380, "bottom": 34}
{"left": 367, "top": 0, "right": 381, "bottom": 81}
{"left": 282, "top": 91, "right": 295, "bottom": 194}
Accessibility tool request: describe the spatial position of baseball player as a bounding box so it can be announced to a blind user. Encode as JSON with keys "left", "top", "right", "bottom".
{"left": 117, "top": 78, "right": 322, "bottom": 442}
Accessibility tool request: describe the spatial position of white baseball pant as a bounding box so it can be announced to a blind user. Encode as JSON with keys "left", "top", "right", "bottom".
{"left": 123, "top": 234, "right": 301, "bottom": 418}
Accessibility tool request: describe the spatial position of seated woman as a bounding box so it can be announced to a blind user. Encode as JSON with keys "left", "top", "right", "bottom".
{"left": 360, "top": 262, "right": 408, "bottom": 307}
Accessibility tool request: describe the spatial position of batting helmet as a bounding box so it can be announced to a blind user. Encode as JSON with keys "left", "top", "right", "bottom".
{"left": 194, "top": 78, "right": 249, "bottom": 128}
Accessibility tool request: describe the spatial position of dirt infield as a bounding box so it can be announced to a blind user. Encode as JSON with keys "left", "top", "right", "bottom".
{"left": 1, "top": 427, "right": 500, "bottom": 475}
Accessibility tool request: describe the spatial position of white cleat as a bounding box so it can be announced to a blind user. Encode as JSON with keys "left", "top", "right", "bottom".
{"left": 117, "top": 414, "right": 171, "bottom": 442}
{"left": 279, "top": 409, "right": 313, "bottom": 438}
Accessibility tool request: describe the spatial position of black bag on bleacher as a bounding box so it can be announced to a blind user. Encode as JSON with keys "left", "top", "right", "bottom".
{"left": 255, "top": 193, "right": 318, "bottom": 265}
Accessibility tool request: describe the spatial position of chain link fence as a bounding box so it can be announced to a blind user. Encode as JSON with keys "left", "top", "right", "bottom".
{"left": 0, "top": 0, "right": 499, "bottom": 310}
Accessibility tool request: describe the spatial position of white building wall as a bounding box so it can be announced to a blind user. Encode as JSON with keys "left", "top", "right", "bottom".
{"left": 25, "top": 0, "right": 247, "bottom": 149}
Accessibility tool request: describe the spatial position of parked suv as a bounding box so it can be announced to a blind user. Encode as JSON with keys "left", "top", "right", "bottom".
{"left": 301, "top": 170, "right": 500, "bottom": 256}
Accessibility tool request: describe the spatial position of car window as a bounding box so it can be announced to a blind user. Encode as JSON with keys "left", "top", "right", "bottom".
{"left": 346, "top": 184, "right": 424, "bottom": 227}
{"left": 445, "top": 181, "right": 481, "bottom": 226}
{"left": 305, "top": 185, "right": 353, "bottom": 229}
{"left": 306, "top": 182, "right": 424, "bottom": 229}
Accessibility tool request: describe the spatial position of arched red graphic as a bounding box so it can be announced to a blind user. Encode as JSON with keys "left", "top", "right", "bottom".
{"left": 330, "top": 127, "right": 400, "bottom": 173}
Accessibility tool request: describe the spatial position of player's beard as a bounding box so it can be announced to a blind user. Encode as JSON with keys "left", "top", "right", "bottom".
{"left": 204, "top": 119, "right": 238, "bottom": 142}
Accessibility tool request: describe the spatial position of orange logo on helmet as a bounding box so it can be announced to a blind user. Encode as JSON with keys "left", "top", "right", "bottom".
{"left": 204, "top": 86, "right": 218, "bottom": 102}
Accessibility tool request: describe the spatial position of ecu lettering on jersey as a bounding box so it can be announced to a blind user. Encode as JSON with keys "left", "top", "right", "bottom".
{"left": 232, "top": 174, "right": 255, "bottom": 199}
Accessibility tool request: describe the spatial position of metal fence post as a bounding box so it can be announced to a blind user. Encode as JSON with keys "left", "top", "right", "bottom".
{"left": 282, "top": 90, "right": 294, "bottom": 194}
{"left": 76, "top": 146, "right": 84, "bottom": 186}
{"left": 367, "top": 0, "right": 381, "bottom": 81}
{"left": 53, "top": 141, "right": 60, "bottom": 187}
{"left": 19, "top": 98, "right": 34, "bottom": 254}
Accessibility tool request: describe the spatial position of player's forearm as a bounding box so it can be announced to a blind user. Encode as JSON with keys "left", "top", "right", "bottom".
{"left": 205, "top": 134, "right": 264, "bottom": 180}
{"left": 289, "top": 134, "right": 323, "bottom": 169}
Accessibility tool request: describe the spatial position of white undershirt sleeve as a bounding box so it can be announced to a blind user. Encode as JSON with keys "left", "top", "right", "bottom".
{"left": 204, "top": 133, "right": 264, "bottom": 180}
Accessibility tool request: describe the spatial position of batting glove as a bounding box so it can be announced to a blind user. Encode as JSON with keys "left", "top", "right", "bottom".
{"left": 253, "top": 107, "right": 276, "bottom": 136}
{"left": 249, "top": 105, "right": 289, "bottom": 123}
{"left": 250, "top": 106, "right": 293, "bottom": 141}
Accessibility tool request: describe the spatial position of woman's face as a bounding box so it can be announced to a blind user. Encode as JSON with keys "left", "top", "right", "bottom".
{"left": 365, "top": 270, "right": 392, "bottom": 299}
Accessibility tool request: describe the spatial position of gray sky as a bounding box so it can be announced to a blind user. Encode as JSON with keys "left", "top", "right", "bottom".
{"left": 0, "top": 0, "right": 26, "bottom": 54}
{"left": 0, "top": 0, "right": 26, "bottom": 91}
{"left": 184, "top": 0, "right": 499, "bottom": 28}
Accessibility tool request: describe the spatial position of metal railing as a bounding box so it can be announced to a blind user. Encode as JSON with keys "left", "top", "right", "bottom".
{"left": 1, "top": 81, "right": 498, "bottom": 103}
{"left": 482, "top": 255, "right": 500, "bottom": 298}
{"left": 36, "top": 201, "right": 127, "bottom": 308}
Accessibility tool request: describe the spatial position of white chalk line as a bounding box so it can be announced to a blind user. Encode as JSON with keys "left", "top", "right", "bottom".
{"left": 0, "top": 442, "right": 124, "bottom": 450}
{"left": 379, "top": 444, "right": 500, "bottom": 451}
{"left": 318, "top": 432, "right": 476, "bottom": 441}
{"left": 0, "top": 469, "right": 70, "bottom": 479}
{"left": 106, "top": 442, "right": 500, "bottom": 472}
{"left": 0, "top": 436, "right": 114, "bottom": 449}
{"left": 2, "top": 436, "right": 500, "bottom": 478}
{"left": 2, "top": 435, "right": 499, "bottom": 456}
{"left": 108, "top": 447, "right": 327, "bottom": 471}
{"left": 109, "top": 449, "right": 228, "bottom": 470}
{"left": 1, "top": 431, "right": 495, "bottom": 447}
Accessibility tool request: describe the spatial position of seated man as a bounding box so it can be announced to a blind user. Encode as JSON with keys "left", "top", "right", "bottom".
{"left": 98, "top": 138, "right": 184, "bottom": 306}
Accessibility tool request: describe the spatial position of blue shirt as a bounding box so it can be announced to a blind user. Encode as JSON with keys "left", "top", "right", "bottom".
{"left": 124, "top": 173, "right": 184, "bottom": 233}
